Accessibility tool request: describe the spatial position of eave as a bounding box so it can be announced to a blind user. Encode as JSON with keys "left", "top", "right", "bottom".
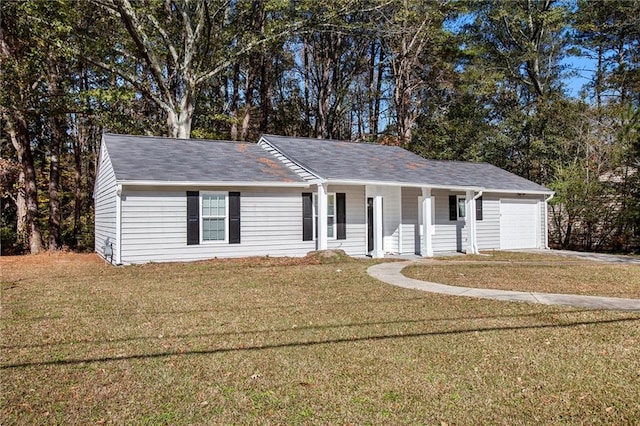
{"left": 115, "top": 179, "right": 311, "bottom": 188}
{"left": 323, "top": 179, "right": 552, "bottom": 195}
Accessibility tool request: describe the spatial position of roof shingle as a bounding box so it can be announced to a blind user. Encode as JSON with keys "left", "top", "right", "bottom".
{"left": 103, "top": 133, "right": 551, "bottom": 193}
{"left": 261, "top": 135, "right": 551, "bottom": 192}
{"left": 103, "top": 134, "right": 306, "bottom": 184}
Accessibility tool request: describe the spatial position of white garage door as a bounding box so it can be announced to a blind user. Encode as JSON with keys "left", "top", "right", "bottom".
{"left": 500, "top": 199, "right": 539, "bottom": 249}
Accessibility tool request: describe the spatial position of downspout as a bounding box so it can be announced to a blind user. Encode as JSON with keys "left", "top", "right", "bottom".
{"left": 115, "top": 184, "right": 122, "bottom": 265}
{"left": 544, "top": 193, "right": 554, "bottom": 250}
{"left": 471, "top": 190, "right": 483, "bottom": 254}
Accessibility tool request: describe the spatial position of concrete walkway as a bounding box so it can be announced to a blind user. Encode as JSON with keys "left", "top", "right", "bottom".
{"left": 367, "top": 260, "right": 640, "bottom": 311}
{"left": 523, "top": 249, "right": 640, "bottom": 265}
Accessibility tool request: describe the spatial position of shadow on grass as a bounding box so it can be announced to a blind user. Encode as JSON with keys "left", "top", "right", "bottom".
{"left": 2, "top": 315, "right": 638, "bottom": 370}
{"left": 0, "top": 295, "right": 433, "bottom": 323}
{"left": 1, "top": 308, "right": 597, "bottom": 350}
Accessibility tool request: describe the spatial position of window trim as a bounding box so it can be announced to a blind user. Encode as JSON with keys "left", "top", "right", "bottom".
{"left": 313, "top": 192, "right": 337, "bottom": 240}
{"left": 200, "top": 191, "right": 229, "bottom": 243}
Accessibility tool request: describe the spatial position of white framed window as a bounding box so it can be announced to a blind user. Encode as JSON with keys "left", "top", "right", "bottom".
{"left": 313, "top": 193, "right": 336, "bottom": 239}
{"left": 457, "top": 196, "right": 466, "bottom": 219}
{"left": 201, "top": 192, "right": 228, "bottom": 242}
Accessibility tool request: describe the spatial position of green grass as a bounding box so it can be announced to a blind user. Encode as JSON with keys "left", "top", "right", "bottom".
{"left": 1, "top": 253, "right": 639, "bottom": 424}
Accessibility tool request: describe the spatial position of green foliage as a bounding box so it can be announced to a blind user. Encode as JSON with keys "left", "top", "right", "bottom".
{"left": 550, "top": 162, "right": 613, "bottom": 250}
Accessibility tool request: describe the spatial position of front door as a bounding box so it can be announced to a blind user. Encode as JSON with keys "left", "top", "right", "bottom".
{"left": 367, "top": 197, "right": 374, "bottom": 253}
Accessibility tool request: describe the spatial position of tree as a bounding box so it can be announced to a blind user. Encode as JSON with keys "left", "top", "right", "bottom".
{"left": 1, "top": 1, "right": 45, "bottom": 253}
{"left": 380, "top": 0, "right": 455, "bottom": 146}
{"left": 572, "top": 0, "right": 640, "bottom": 250}
{"left": 295, "top": 1, "right": 371, "bottom": 139}
{"left": 465, "top": 0, "right": 570, "bottom": 181}
{"left": 89, "top": 0, "right": 306, "bottom": 139}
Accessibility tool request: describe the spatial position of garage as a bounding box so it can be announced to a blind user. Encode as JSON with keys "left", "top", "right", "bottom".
{"left": 500, "top": 199, "right": 540, "bottom": 249}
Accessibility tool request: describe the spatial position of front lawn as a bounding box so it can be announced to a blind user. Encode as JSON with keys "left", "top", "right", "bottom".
{"left": 1, "top": 253, "right": 639, "bottom": 424}
{"left": 404, "top": 252, "right": 640, "bottom": 299}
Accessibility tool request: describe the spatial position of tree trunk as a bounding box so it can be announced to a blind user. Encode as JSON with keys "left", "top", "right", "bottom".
{"left": 240, "top": 67, "right": 255, "bottom": 141}
{"left": 47, "top": 122, "right": 62, "bottom": 250}
{"left": 394, "top": 77, "right": 414, "bottom": 146}
{"left": 166, "top": 102, "right": 193, "bottom": 139}
{"left": 372, "top": 45, "right": 384, "bottom": 140}
{"left": 316, "top": 51, "right": 332, "bottom": 139}
{"left": 5, "top": 110, "right": 43, "bottom": 254}
{"left": 230, "top": 63, "right": 240, "bottom": 140}
{"left": 367, "top": 39, "right": 385, "bottom": 140}
{"left": 303, "top": 41, "right": 312, "bottom": 136}
{"left": 368, "top": 40, "right": 376, "bottom": 137}
{"left": 73, "top": 135, "right": 83, "bottom": 247}
{"left": 15, "top": 167, "right": 28, "bottom": 247}
{"left": 259, "top": 55, "right": 270, "bottom": 133}
{"left": 562, "top": 218, "right": 573, "bottom": 249}
{"left": 47, "top": 57, "right": 65, "bottom": 250}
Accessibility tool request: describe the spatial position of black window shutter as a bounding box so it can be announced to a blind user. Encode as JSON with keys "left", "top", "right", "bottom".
{"left": 476, "top": 196, "right": 483, "bottom": 221}
{"left": 229, "top": 192, "right": 241, "bottom": 244}
{"left": 449, "top": 195, "right": 457, "bottom": 221}
{"left": 187, "top": 191, "right": 199, "bottom": 245}
{"left": 302, "top": 192, "right": 313, "bottom": 241}
{"left": 336, "top": 192, "right": 346, "bottom": 240}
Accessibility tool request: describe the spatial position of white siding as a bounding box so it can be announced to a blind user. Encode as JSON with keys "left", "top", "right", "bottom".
{"left": 432, "top": 190, "right": 466, "bottom": 253}
{"left": 120, "top": 187, "right": 317, "bottom": 264}
{"left": 401, "top": 187, "right": 421, "bottom": 255}
{"left": 476, "top": 194, "right": 500, "bottom": 250}
{"left": 326, "top": 185, "right": 367, "bottom": 256}
{"left": 94, "top": 143, "right": 118, "bottom": 258}
{"left": 118, "top": 185, "right": 369, "bottom": 264}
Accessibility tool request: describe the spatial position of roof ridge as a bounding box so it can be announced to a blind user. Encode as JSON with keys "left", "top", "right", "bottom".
{"left": 261, "top": 134, "right": 385, "bottom": 146}
{"left": 104, "top": 133, "right": 254, "bottom": 145}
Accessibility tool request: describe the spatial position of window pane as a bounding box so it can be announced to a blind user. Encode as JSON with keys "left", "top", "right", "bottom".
{"left": 215, "top": 195, "right": 225, "bottom": 216}
{"left": 458, "top": 198, "right": 466, "bottom": 218}
{"left": 202, "top": 196, "right": 210, "bottom": 216}
{"left": 327, "top": 217, "right": 334, "bottom": 238}
{"left": 328, "top": 195, "right": 335, "bottom": 215}
{"left": 203, "top": 218, "right": 225, "bottom": 241}
{"left": 203, "top": 194, "right": 225, "bottom": 217}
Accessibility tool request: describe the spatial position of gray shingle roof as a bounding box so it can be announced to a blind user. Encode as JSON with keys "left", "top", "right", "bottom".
{"left": 261, "top": 135, "right": 551, "bottom": 192}
{"left": 104, "top": 133, "right": 551, "bottom": 193}
{"left": 103, "top": 134, "right": 306, "bottom": 184}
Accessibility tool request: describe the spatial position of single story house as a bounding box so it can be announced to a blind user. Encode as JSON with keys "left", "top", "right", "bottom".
{"left": 94, "top": 133, "right": 554, "bottom": 264}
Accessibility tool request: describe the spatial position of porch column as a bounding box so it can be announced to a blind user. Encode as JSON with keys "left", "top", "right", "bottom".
{"left": 421, "top": 188, "right": 434, "bottom": 257}
{"left": 372, "top": 195, "right": 384, "bottom": 258}
{"left": 317, "top": 182, "right": 328, "bottom": 250}
{"left": 465, "top": 190, "right": 478, "bottom": 254}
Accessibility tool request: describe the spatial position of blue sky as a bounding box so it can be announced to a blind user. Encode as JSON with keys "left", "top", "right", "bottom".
{"left": 562, "top": 54, "right": 595, "bottom": 98}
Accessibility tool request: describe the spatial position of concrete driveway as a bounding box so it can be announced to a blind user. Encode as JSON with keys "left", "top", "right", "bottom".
{"left": 524, "top": 249, "right": 640, "bottom": 265}
{"left": 367, "top": 251, "right": 640, "bottom": 311}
